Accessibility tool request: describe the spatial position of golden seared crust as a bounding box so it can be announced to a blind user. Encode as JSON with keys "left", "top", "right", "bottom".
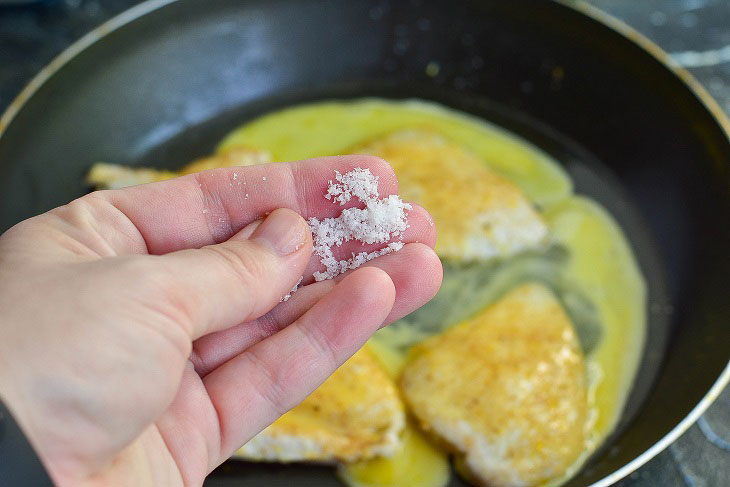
{"left": 86, "top": 147, "right": 270, "bottom": 189}
{"left": 354, "top": 129, "right": 548, "bottom": 261}
{"left": 400, "top": 284, "right": 588, "bottom": 487}
{"left": 234, "top": 345, "right": 405, "bottom": 463}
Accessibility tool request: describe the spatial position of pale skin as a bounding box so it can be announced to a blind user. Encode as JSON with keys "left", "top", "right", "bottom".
{"left": 0, "top": 156, "right": 442, "bottom": 486}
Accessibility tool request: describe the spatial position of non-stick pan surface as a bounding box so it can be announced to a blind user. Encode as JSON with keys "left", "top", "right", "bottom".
{"left": 1, "top": 1, "right": 729, "bottom": 486}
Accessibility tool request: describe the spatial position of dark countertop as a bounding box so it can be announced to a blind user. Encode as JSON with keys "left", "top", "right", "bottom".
{"left": 1, "top": 1, "right": 728, "bottom": 485}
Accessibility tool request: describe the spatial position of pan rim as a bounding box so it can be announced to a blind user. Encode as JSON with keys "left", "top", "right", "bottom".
{"left": 0, "top": 0, "right": 177, "bottom": 139}
{"left": 561, "top": 2, "right": 730, "bottom": 485}
{"left": 0, "top": 0, "right": 728, "bottom": 485}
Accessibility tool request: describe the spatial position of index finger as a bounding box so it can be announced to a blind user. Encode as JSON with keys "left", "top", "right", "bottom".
{"left": 99, "top": 155, "right": 399, "bottom": 255}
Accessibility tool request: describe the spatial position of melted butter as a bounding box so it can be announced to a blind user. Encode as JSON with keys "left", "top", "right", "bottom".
{"left": 367, "top": 338, "right": 409, "bottom": 378}
{"left": 543, "top": 196, "right": 645, "bottom": 439}
{"left": 339, "top": 342, "right": 450, "bottom": 487}
{"left": 338, "top": 420, "right": 451, "bottom": 487}
{"left": 218, "top": 99, "right": 571, "bottom": 207}
{"left": 220, "top": 98, "right": 646, "bottom": 486}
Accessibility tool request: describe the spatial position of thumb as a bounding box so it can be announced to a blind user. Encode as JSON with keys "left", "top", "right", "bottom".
{"left": 152, "top": 208, "right": 312, "bottom": 340}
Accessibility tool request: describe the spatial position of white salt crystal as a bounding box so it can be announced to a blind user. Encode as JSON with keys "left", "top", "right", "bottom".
{"left": 312, "top": 241, "right": 404, "bottom": 282}
{"left": 281, "top": 276, "right": 303, "bottom": 302}
{"left": 325, "top": 167, "right": 380, "bottom": 205}
{"left": 309, "top": 168, "right": 411, "bottom": 281}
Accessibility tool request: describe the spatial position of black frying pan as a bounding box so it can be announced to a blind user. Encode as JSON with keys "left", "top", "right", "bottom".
{"left": 1, "top": 1, "right": 729, "bottom": 486}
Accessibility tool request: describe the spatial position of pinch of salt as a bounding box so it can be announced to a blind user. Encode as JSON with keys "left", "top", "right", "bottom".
{"left": 309, "top": 167, "right": 411, "bottom": 281}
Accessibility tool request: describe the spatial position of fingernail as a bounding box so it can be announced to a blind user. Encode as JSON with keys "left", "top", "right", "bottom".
{"left": 236, "top": 218, "right": 263, "bottom": 240}
{"left": 251, "top": 208, "right": 309, "bottom": 256}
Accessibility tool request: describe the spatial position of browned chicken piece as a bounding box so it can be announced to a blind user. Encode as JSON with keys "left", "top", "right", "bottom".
{"left": 401, "top": 283, "right": 589, "bottom": 487}
{"left": 234, "top": 345, "right": 405, "bottom": 463}
{"left": 354, "top": 129, "right": 548, "bottom": 260}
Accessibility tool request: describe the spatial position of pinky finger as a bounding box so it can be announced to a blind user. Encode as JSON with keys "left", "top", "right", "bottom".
{"left": 201, "top": 266, "right": 396, "bottom": 462}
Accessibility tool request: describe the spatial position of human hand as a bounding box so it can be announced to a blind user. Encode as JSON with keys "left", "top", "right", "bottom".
{"left": 0, "top": 156, "right": 441, "bottom": 486}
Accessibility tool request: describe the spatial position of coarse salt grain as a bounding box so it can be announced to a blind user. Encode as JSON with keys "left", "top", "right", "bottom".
{"left": 281, "top": 276, "right": 303, "bottom": 302}
{"left": 309, "top": 168, "right": 411, "bottom": 281}
{"left": 324, "top": 167, "right": 380, "bottom": 205}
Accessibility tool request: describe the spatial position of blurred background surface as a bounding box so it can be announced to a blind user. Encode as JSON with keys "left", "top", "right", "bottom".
{"left": 1, "top": 1, "right": 729, "bottom": 485}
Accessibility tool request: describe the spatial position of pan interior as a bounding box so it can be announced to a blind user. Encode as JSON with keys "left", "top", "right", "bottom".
{"left": 0, "top": 0, "right": 728, "bottom": 485}
{"left": 137, "top": 86, "right": 670, "bottom": 487}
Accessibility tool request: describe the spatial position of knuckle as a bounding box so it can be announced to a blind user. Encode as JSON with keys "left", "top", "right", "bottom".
{"left": 118, "top": 255, "right": 196, "bottom": 332}
{"left": 295, "top": 323, "right": 339, "bottom": 372}
{"left": 50, "top": 197, "right": 97, "bottom": 228}
{"left": 206, "top": 243, "right": 268, "bottom": 292}
{"left": 244, "top": 348, "right": 290, "bottom": 416}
